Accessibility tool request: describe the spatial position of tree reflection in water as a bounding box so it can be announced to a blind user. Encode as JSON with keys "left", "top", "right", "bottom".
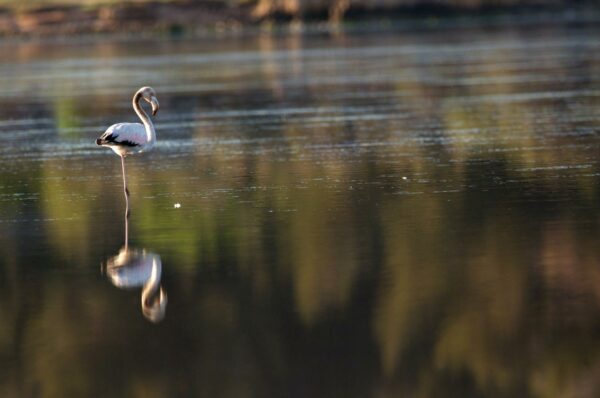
{"left": 0, "top": 21, "right": 599, "bottom": 398}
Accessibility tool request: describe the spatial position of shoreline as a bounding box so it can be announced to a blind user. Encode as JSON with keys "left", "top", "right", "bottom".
{"left": 0, "top": 2, "right": 597, "bottom": 38}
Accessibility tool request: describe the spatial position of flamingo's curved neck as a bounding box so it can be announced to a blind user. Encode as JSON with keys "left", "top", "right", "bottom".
{"left": 141, "top": 258, "right": 167, "bottom": 322}
{"left": 141, "top": 259, "right": 162, "bottom": 305}
{"left": 133, "top": 91, "right": 156, "bottom": 146}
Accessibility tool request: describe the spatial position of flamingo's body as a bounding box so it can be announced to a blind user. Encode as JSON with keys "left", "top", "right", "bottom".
{"left": 106, "top": 247, "right": 167, "bottom": 323}
{"left": 98, "top": 122, "right": 154, "bottom": 156}
{"left": 96, "top": 86, "right": 159, "bottom": 210}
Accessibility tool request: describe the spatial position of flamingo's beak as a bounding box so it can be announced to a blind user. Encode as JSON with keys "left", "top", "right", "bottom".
{"left": 151, "top": 97, "right": 159, "bottom": 116}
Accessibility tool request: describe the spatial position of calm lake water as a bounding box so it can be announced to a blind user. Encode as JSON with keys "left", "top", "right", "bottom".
{"left": 0, "top": 18, "right": 599, "bottom": 397}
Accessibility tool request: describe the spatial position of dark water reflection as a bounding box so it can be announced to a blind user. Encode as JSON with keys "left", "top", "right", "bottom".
{"left": 1, "top": 20, "right": 600, "bottom": 397}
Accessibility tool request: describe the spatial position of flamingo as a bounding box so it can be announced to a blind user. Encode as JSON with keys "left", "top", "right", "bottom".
{"left": 106, "top": 247, "right": 167, "bottom": 323}
{"left": 96, "top": 86, "right": 159, "bottom": 213}
{"left": 104, "top": 210, "right": 168, "bottom": 323}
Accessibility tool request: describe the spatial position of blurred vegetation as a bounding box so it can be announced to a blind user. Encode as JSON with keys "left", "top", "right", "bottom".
{"left": 0, "top": 0, "right": 596, "bottom": 36}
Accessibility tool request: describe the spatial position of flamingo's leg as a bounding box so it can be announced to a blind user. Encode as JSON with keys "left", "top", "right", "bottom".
{"left": 121, "top": 155, "right": 130, "bottom": 217}
{"left": 124, "top": 204, "right": 129, "bottom": 250}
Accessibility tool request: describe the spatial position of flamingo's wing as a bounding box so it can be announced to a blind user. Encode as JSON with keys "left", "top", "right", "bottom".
{"left": 98, "top": 123, "right": 147, "bottom": 147}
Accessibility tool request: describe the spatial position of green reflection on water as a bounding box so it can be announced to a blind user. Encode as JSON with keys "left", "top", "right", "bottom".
{"left": 0, "top": 23, "right": 600, "bottom": 398}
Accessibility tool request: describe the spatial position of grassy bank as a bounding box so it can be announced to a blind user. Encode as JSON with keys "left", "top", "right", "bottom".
{"left": 0, "top": 0, "right": 596, "bottom": 36}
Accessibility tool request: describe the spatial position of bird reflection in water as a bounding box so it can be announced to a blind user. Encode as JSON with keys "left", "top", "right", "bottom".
{"left": 103, "top": 206, "right": 167, "bottom": 323}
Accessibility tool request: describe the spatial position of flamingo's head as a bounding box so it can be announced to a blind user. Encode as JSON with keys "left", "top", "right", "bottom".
{"left": 138, "top": 86, "right": 160, "bottom": 116}
{"left": 142, "top": 286, "right": 168, "bottom": 323}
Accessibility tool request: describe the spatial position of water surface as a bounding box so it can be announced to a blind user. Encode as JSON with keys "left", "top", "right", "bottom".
{"left": 1, "top": 20, "right": 600, "bottom": 397}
